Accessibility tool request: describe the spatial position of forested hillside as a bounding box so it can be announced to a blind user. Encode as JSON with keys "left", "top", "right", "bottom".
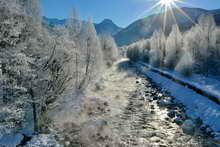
{"left": 0, "top": 0, "right": 118, "bottom": 145}
{"left": 126, "top": 14, "right": 220, "bottom": 76}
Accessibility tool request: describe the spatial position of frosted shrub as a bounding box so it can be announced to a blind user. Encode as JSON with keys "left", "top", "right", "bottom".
{"left": 164, "top": 49, "right": 181, "bottom": 69}
{"left": 150, "top": 29, "right": 166, "bottom": 67}
{"left": 149, "top": 49, "right": 162, "bottom": 67}
{"left": 94, "top": 78, "right": 105, "bottom": 91}
{"left": 80, "top": 96, "right": 109, "bottom": 116}
{"left": 198, "top": 14, "right": 216, "bottom": 50}
{"left": 142, "top": 49, "right": 150, "bottom": 62}
{"left": 182, "top": 15, "right": 217, "bottom": 75}
{"left": 175, "top": 51, "right": 193, "bottom": 76}
{"left": 126, "top": 45, "right": 141, "bottom": 62}
{"left": 100, "top": 35, "right": 119, "bottom": 67}
{"left": 79, "top": 119, "right": 114, "bottom": 147}
{"left": 165, "top": 24, "right": 183, "bottom": 69}
{"left": 140, "top": 40, "right": 151, "bottom": 62}
{"left": 215, "top": 28, "right": 220, "bottom": 70}
{"left": 197, "top": 14, "right": 216, "bottom": 76}
{"left": 125, "top": 39, "right": 151, "bottom": 63}
{"left": 216, "top": 28, "right": 220, "bottom": 46}
{"left": 62, "top": 15, "right": 104, "bottom": 91}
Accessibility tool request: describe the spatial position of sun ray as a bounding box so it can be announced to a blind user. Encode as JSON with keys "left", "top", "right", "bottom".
{"left": 136, "top": 3, "right": 161, "bottom": 19}
{"left": 163, "top": 6, "right": 168, "bottom": 31}
{"left": 137, "top": 0, "right": 167, "bottom": 18}
{"left": 148, "top": 0, "right": 196, "bottom": 32}
{"left": 172, "top": 2, "right": 196, "bottom": 24}
{"left": 134, "top": 0, "right": 196, "bottom": 33}
{"left": 175, "top": 0, "right": 197, "bottom": 8}
{"left": 170, "top": 7, "right": 178, "bottom": 26}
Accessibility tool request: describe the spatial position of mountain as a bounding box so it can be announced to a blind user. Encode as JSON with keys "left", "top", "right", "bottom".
{"left": 43, "top": 16, "right": 66, "bottom": 26}
{"left": 95, "top": 19, "right": 122, "bottom": 35}
{"left": 43, "top": 17, "right": 122, "bottom": 36}
{"left": 114, "top": 7, "right": 220, "bottom": 46}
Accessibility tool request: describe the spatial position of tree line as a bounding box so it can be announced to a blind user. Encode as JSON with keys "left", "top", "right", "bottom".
{"left": 126, "top": 14, "right": 220, "bottom": 77}
{"left": 0, "top": 0, "right": 118, "bottom": 133}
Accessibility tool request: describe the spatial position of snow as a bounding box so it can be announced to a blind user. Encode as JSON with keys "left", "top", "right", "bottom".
{"left": 79, "top": 119, "right": 111, "bottom": 147}
{"left": 139, "top": 62, "right": 220, "bottom": 103}
{"left": 138, "top": 64, "right": 220, "bottom": 132}
{"left": 25, "top": 134, "right": 61, "bottom": 147}
{"left": 0, "top": 133, "right": 23, "bottom": 147}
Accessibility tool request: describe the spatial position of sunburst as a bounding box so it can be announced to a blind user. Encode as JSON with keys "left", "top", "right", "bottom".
{"left": 159, "top": 0, "right": 180, "bottom": 7}
{"left": 146, "top": 0, "right": 195, "bottom": 32}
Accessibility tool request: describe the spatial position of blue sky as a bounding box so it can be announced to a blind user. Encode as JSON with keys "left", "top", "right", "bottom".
{"left": 41, "top": 0, "right": 220, "bottom": 27}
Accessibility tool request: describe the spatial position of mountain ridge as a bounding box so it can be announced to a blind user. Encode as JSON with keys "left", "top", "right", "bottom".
{"left": 43, "top": 17, "right": 122, "bottom": 36}
{"left": 114, "top": 7, "right": 220, "bottom": 46}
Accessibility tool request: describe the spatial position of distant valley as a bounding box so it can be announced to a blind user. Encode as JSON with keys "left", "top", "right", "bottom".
{"left": 43, "top": 17, "right": 122, "bottom": 36}
{"left": 43, "top": 7, "right": 220, "bottom": 47}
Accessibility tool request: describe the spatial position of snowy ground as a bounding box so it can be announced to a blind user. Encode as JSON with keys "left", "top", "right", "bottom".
{"left": 1, "top": 59, "right": 220, "bottom": 146}
{"left": 139, "top": 62, "right": 220, "bottom": 103}
{"left": 137, "top": 63, "right": 220, "bottom": 139}
{"left": 14, "top": 59, "right": 218, "bottom": 146}
{"left": 47, "top": 59, "right": 218, "bottom": 146}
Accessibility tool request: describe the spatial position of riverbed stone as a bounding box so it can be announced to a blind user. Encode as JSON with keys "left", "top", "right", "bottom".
{"left": 181, "top": 120, "right": 196, "bottom": 134}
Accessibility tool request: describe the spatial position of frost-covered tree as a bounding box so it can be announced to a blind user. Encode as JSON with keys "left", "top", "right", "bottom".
{"left": 77, "top": 18, "right": 103, "bottom": 89}
{"left": 127, "top": 45, "right": 141, "bottom": 62}
{"left": 0, "top": 0, "right": 45, "bottom": 132}
{"left": 198, "top": 14, "right": 216, "bottom": 49}
{"left": 182, "top": 26, "right": 202, "bottom": 73}
{"left": 62, "top": 14, "right": 103, "bottom": 90}
{"left": 0, "top": 0, "right": 107, "bottom": 142}
{"left": 150, "top": 29, "right": 166, "bottom": 67}
{"left": 0, "top": 0, "right": 68, "bottom": 133}
{"left": 165, "top": 24, "right": 183, "bottom": 69}
{"left": 198, "top": 14, "right": 216, "bottom": 76}
{"left": 18, "top": 0, "right": 41, "bottom": 20}
{"left": 125, "top": 15, "right": 219, "bottom": 77}
{"left": 215, "top": 28, "right": 220, "bottom": 57}
{"left": 66, "top": 8, "right": 82, "bottom": 40}
{"left": 213, "top": 28, "right": 220, "bottom": 74}
{"left": 183, "top": 15, "right": 217, "bottom": 75}
{"left": 175, "top": 51, "right": 193, "bottom": 76}
{"left": 141, "top": 39, "right": 151, "bottom": 62}
{"left": 100, "top": 35, "right": 118, "bottom": 67}
{"left": 126, "top": 39, "right": 151, "bottom": 62}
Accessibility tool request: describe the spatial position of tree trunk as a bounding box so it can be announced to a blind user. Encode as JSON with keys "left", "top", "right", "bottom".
{"left": 1, "top": 63, "right": 7, "bottom": 104}
{"left": 75, "top": 52, "right": 79, "bottom": 89}
{"left": 29, "top": 88, "right": 38, "bottom": 133}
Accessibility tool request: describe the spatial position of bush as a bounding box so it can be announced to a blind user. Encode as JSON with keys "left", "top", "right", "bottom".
{"left": 149, "top": 49, "right": 162, "bottom": 67}
{"left": 126, "top": 45, "right": 141, "bottom": 62}
{"left": 100, "top": 35, "right": 119, "bottom": 67}
{"left": 175, "top": 51, "right": 193, "bottom": 76}
{"left": 164, "top": 52, "right": 180, "bottom": 69}
{"left": 142, "top": 49, "right": 150, "bottom": 62}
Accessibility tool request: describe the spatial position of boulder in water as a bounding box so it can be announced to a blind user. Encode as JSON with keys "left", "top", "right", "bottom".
{"left": 181, "top": 120, "right": 196, "bottom": 134}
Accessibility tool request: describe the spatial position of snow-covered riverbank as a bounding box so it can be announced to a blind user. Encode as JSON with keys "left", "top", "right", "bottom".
{"left": 138, "top": 63, "right": 220, "bottom": 144}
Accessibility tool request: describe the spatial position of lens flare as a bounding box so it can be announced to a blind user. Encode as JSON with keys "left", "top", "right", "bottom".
{"left": 159, "top": 0, "right": 180, "bottom": 7}
{"left": 136, "top": 0, "right": 195, "bottom": 32}
{"left": 145, "top": 0, "right": 195, "bottom": 32}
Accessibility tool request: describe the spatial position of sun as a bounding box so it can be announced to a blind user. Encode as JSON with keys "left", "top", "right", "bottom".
{"left": 148, "top": 0, "right": 194, "bottom": 31}
{"left": 140, "top": 0, "right": 194, "bottom": 31}
{"left": 159, "top": 0, "right": 179, "bottom": 7}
